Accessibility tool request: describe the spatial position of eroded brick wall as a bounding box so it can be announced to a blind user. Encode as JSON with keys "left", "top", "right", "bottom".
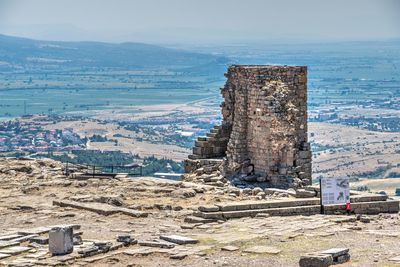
{"left": 189, "top": 125, "right": 230, "bottom": 160}
{"left": 186, "top": 65, "right": 312, "bottom": 188}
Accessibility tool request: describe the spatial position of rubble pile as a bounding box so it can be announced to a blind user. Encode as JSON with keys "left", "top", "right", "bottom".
{"left": 0, "top": 157, "right": 65, "bottom": 182}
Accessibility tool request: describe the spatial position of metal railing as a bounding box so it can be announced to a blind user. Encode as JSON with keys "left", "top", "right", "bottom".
{"left": 64, "top": 161, "right": 143, "bottom": 178}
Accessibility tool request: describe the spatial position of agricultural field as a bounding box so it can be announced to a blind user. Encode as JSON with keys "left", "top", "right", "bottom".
{"left": 0, "top": 75, "right": 222, "bottom": 118}
{"left": 310, "top": 122, "right": 400, "bottom": 195}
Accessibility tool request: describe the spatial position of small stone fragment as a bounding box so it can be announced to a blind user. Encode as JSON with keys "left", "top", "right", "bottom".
{"left": 180, "top": 224, "right": 201, "bottom": 229}
{"left": 170, "top": 253, "right": 188, "bottom": 260}
{"left": 243, "top": 246, "right": 281, "bottom": 254}
{"left": 94, "top": 241, "right": 113, "bottom": 252}
{"left": 198, "top": 205, "right": 220, "bottom": 212}
{"left": 29, "top": 236, "right": 49, "bottom": 245}
{"left": 159, "top": 235, "right": 198, "bottom": 245}
{"left": 117, "top": 234, "right": 137, "bottom": 245}
{"left": 255, "top": 213, "right": 270, "bottom": 218}
{"left": 389, "top": 256, "right": 400, "bottom": 262}
{"left": 171, "top": 189, "right": 196, "bottom": 198}
{"left": 138, "top": 240, "right": 175, "bottom": 249}
{"left": 0, "top": 253, "right": 11, "bottom": 260}
{"left": 78, "top": 246, "right": 99, "bottom": 257}
{"left": 221, "top": 245, "right": 239, "bottom": 252}
{"left": 360, "top": 215, "right": 371, "bottom": 223}
{"left": 319, "top": 248, "right": 349, "bottom": 258}
{"left": 0, "top": 246, "right": 32, "bottom": 255}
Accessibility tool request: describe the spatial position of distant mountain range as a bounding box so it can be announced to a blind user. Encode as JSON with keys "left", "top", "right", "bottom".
{"left": 0, "top": 34, "right": 228, "bottom": 73}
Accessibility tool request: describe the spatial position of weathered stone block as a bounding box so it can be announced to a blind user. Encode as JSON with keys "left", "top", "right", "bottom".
{"left": 159, "top": 235, "right": 198, "bottom": 245}
{"left": 198, "top": 205, "right": 220, "bottom": 212}
{"left": 49, "top": 227, "right": 73, "bottom": 256}
{"left": 299, "top": 253, "right": 333, "bottom": 267}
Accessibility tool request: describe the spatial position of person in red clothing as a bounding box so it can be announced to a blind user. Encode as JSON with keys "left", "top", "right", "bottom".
{"left": 346, "top": 201, "right": 351, "bottom": 215}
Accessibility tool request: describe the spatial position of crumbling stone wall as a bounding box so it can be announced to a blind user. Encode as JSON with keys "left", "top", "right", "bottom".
{"left": 189, "top": 125, "right": 230, "bottom": 160}
{"left": 186, "top": 65, "right": 312, "bottom": 188}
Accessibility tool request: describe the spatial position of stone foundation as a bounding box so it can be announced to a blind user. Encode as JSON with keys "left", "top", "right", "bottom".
{"left": 192, "top": 198, "right": 400, "bottom": 220}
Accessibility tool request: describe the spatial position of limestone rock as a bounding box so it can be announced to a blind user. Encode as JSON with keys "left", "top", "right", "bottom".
{"left": 243, "top": 246, "right": 281, "bottom": 254}
{"left": 0, "top": 246, "right": 32, "bottom": 255}
{"left": 138, "top": 240, "right": 175, "bottom": 249}
{"left": 170, "top": 253, "right": 189, "bottom": 260}
{"left": 171, "top": 189, "right": 196, "bottom": 198}
{"left": 299, "top": 253, "right": 333, "bottom": 267}
{"left": 252, "top": 187, "right": 263, "bottom": 195}
{"left": 49, "top": 227, "right": 74, "bottom": 256}
{"left": 221, "top": 246, "right": 239, "bottom": 252}
{"left": 198, "top": 205, "right": 220, "bottom": 212}
{"left": 295, "top": 188, "right": 317, "bottom": 198}
{"left": 359, "top": 215, "right": 371, "bottom": 223}
{"left": 159, "top": 235, "right": 198, "bottom": 245}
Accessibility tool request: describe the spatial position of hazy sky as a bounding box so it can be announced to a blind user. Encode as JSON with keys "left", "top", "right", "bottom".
{"left": 0, "top": 0, "right": 399, "bottom": 44}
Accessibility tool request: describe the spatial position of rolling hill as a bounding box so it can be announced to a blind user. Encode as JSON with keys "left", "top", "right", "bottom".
{"left": 0, "top": 34, "right": 228, "bottom": 72}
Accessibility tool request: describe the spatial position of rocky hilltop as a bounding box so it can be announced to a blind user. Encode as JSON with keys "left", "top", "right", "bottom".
{"left": 0, "top": 157, "right": 400, "bottom": 266}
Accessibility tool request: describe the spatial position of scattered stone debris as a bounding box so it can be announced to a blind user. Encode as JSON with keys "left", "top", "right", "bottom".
{"left": 53, "top": 200, "right": 148, "bottom": 217}
{"left": 0, "top": 110, "right": 399, "bottom": 267}
{"left": 116, "top": 234, "right": 137, "bottom": 245}
{"left": 358, "top": 215, "right": 371, "bottom": 223}
{"left": 94, "top": 241, "right": 113, "bottom": 252}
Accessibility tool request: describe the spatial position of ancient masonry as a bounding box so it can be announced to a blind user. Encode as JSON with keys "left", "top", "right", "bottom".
{"left": 185, "top": 65, "right": 312, "bottom": 188}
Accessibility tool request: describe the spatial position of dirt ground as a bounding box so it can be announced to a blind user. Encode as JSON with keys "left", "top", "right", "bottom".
{"left": 1, "top": 158, "right": 400, "bottom": 266}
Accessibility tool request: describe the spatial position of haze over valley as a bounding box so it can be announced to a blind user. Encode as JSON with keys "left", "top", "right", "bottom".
{"left": 0, "top": 34, "right": 399, "bottom": 195}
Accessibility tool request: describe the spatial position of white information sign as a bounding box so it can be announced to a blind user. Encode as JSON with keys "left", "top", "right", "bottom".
{"left": 320, "top": 177, "right": 350, "bottom": 205}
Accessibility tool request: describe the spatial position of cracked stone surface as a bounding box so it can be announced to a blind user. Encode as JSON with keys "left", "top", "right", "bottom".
{"left": 1, "top": 158, "right": 400, "bottom": 266}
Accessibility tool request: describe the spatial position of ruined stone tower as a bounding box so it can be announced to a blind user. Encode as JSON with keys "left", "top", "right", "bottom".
{"left": 186, "top": 65, "right": 312, "bottom": 188}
